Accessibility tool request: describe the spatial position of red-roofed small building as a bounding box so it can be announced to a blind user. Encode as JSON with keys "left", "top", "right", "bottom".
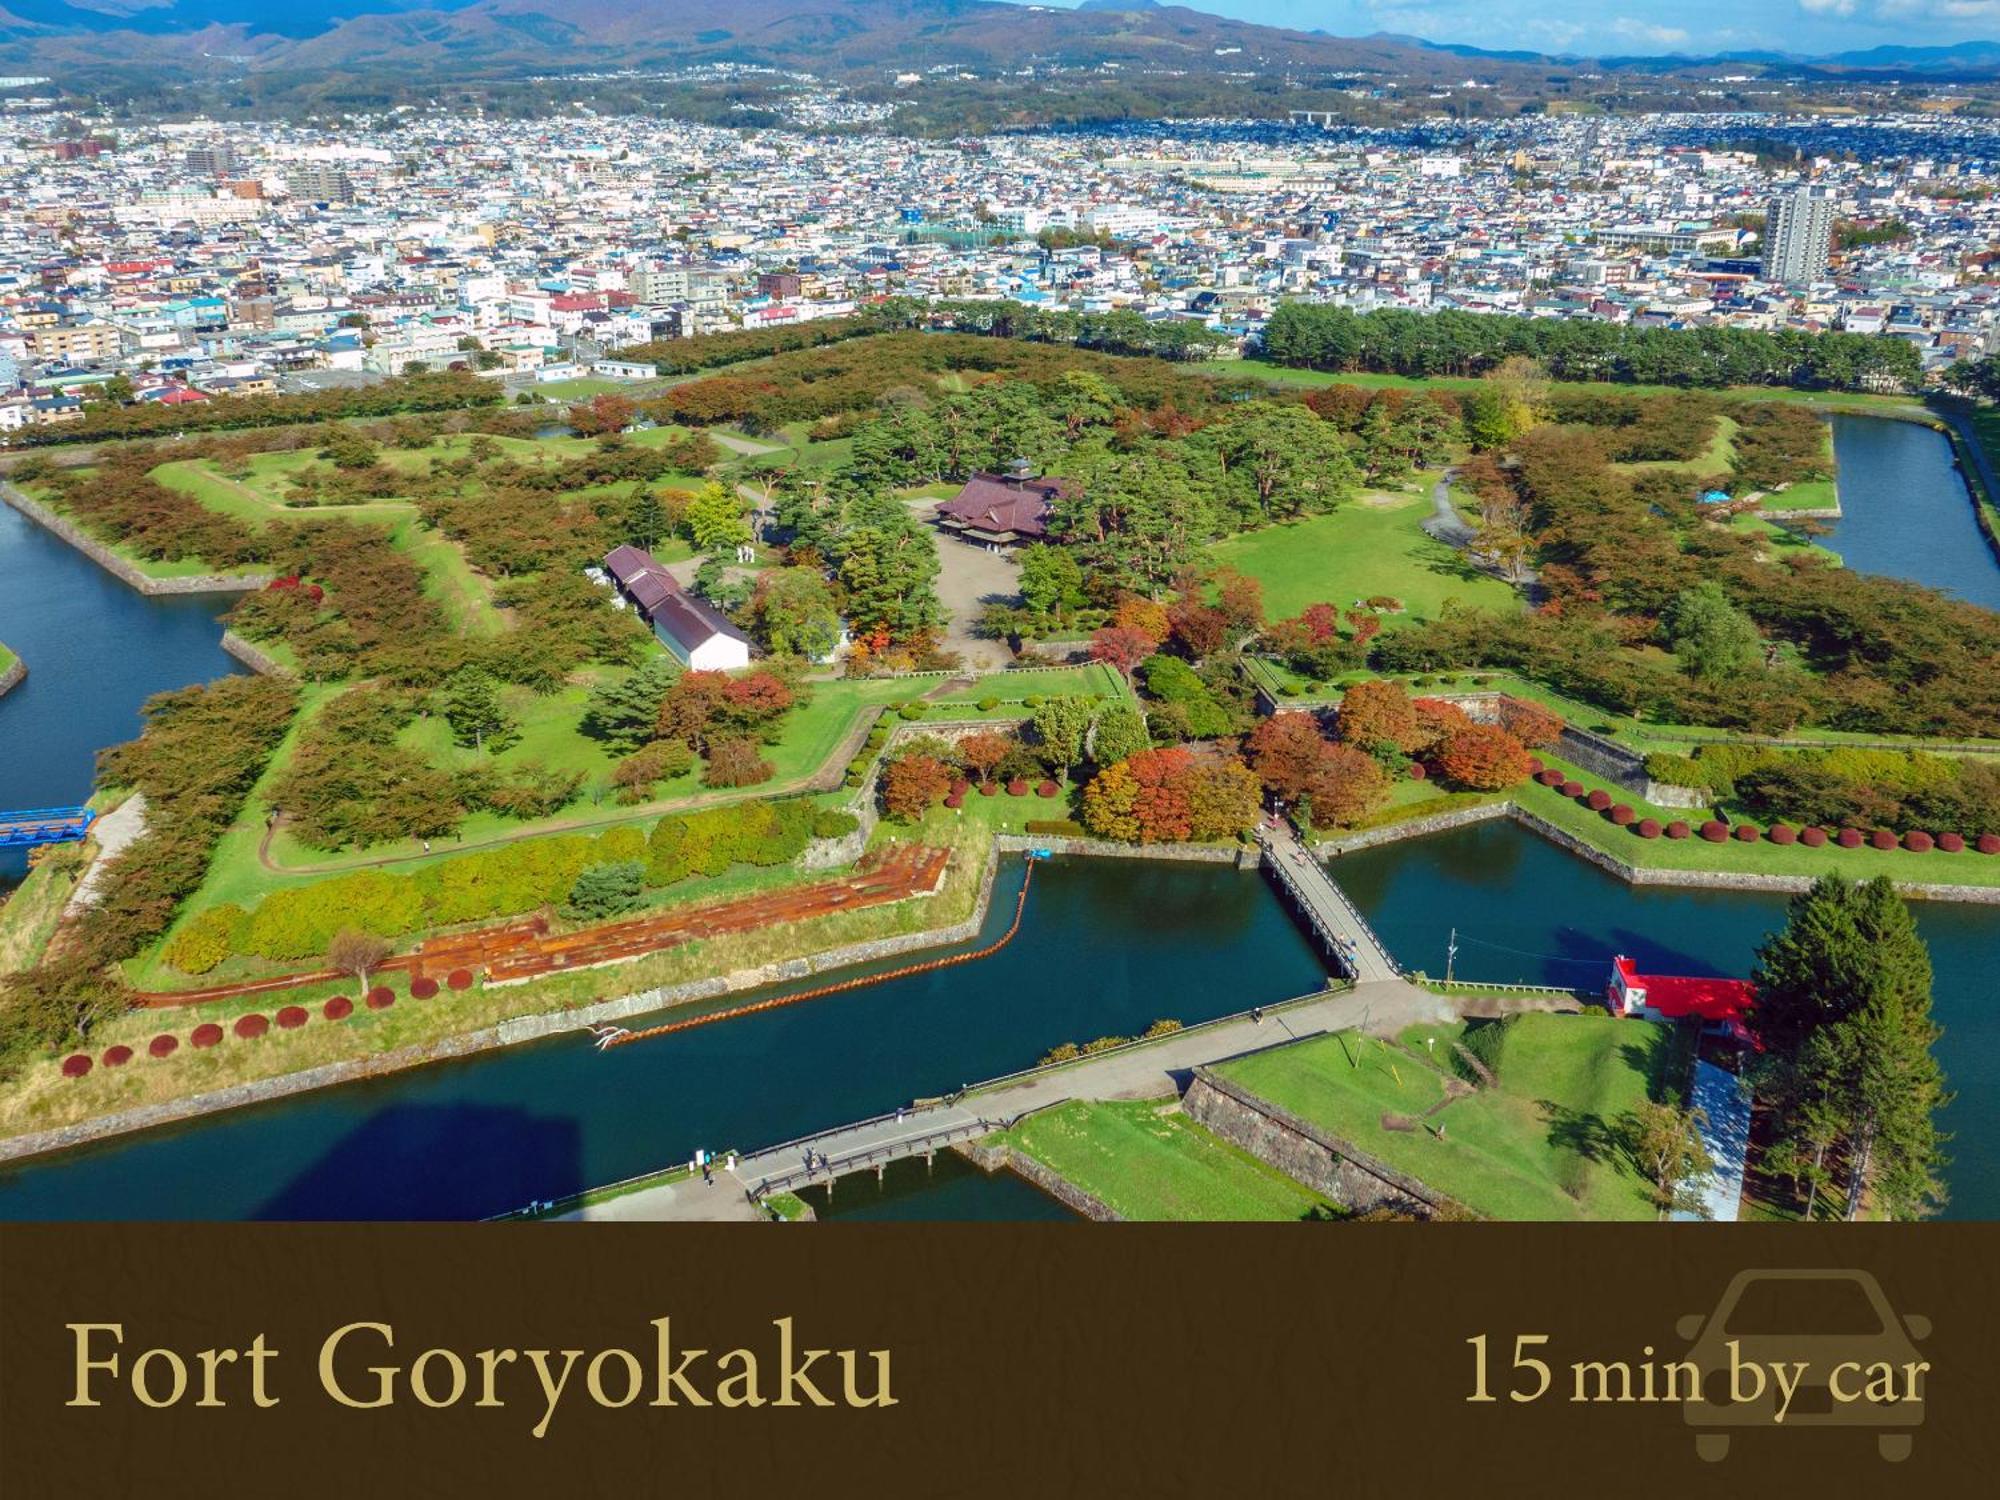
{"left": 1609, "top": 956, "right": 1756, "bottom": 1046}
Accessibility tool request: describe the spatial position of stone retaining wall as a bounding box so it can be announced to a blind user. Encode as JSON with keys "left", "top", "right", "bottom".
{"left": 1318, "top": 800, "right": 1512, "bottom": 855}
{"left": 953, "top": 1135, "right": 1120, "bottom": 1221}
{"left": 1181, "top": 1068, "right": 1460, "bottom": 1219}
{"left": 995, "top": 832, "right": 1252, "bottom": 866}
{"left": 1, "top": 482, "right": 271, "bottom": 596}
{"left": 0, "top": 656, "right": 23, "bottom": 700}
{"left": 0, "top": 845, "right": 1006, "bottom": 1168}
{"left": 219, "top": 630, "right": 292, "bottom": 678}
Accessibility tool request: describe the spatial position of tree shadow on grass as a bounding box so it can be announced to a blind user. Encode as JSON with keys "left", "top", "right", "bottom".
{"left": 1538, "top": 1099, "right": 1621, "bottom": 1165}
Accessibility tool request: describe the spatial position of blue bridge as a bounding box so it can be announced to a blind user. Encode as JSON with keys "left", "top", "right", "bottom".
{"left": 0, "top": 806, "right": 96, "bottom": 848}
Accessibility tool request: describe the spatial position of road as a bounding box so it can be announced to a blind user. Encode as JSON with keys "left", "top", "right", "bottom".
{"left": 1420, "top": 466, "right": 1475, "bottom": 547}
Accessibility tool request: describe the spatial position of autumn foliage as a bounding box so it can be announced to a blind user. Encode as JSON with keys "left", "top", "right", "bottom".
{"left": 1082, "top": 748, "right": 1261, "bottom": 844}
{"left": 1245, "top": 713, "right": 1391, "bottom": 829}
{"left": 1497, "top": 697, "right": 1565, "bottom": 748}
{"left": 882, "top": 753, "right": 954, "bottom": 822}
{"left": 1434, "top": 723, "right": 1534, "bottom": 790}
{"left": 1335, "top": 679, "right": 1427, "bottom": 754}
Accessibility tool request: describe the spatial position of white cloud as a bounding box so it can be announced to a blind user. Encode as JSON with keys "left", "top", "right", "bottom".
{"left": 1610, "top": 19, "right": 1693, "bottom": 46}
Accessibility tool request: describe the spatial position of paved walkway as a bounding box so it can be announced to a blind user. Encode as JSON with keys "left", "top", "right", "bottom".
{"left": 1421, "top": 467, "right": 1476, "bottom": 547}
{"left": 568, "top": 977, "right": 1451, "bottom": 1221}
{"left": 1260, "top": 822, "right": 1402, "bottom": 983}
{"left": 64, "top": 793, "right": 147, "bottom": 917}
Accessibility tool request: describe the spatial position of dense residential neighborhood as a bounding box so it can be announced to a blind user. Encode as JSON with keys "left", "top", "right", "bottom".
{"left": 3, "top": 102, "right": 2000, "bottom": 424}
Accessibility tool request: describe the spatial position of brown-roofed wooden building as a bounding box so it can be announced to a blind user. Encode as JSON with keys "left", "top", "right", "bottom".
{"left": 933, "top": 462, "right": 1075, "bottom": 551}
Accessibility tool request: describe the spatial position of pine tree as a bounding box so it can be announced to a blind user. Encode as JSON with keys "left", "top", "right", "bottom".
{"left": 580, "top": 658, "right": 679, "bottom": 753}
{"left": 438, "top": 667, "right": 518, "bottom": 753}
{"left": 1752, "top": 876, "right": 1949, "bottom": 1221}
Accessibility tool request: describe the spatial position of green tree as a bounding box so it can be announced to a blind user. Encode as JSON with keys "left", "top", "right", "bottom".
{"left": 563, "top": 861, "right": 646, "bottom": 920}
{"left": 685, "top": 482, "right": 750, "bottom": 553}
{"left": 748, "top": 567, "right": 842, "bottom": 659}
{"left": 625, "top": 487, "right": 668, "bottom": 552}
{"left": 1626, "top": 1100, "right": 1715, "bottom": 1220}
{"left": 579, "top": 658, "right": 680, "bottom": 753}
{"left": 1017, "top": 544, "right": 1085, "bottom": 618}
{"left": 438, "top": 667, "right": 519, "bottom": 753}
{"left": 1089, "top": 702, "right": 1150, "bottom": 765}
{"left": 1663, "top": 582, "right": 1759, "bottom": 681}
{"left": 1752, "top": 876, "right": 1949, "bottom": 1221}
{"left": 1030, "top": 696, "right": 1096, "bottom": 785}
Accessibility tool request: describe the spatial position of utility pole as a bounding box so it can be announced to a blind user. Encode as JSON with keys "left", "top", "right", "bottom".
{"left": 1446, "top": 927, "right": 1458, "bottom": 985}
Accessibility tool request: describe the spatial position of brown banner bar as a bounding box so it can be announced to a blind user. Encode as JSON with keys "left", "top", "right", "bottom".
{"left": 3, "top": 1224, "right": 1997, "bottom": 1496}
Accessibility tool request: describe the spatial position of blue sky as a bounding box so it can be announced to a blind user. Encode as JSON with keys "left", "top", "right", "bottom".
{"left": 1032, "top": 1, "right": 2000, "bottom": 57}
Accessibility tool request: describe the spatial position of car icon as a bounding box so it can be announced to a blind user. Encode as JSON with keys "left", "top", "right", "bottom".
{"left": 1677, "top": 1269, "right": 1930, "bottom": 1463}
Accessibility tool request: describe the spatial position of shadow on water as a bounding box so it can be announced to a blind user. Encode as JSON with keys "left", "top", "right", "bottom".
{"left": 252, "top": 1104, "right": 584, "bottom": 1221}
{"left": 796, "top": 1151, "right": 1075, "bottom": 1223}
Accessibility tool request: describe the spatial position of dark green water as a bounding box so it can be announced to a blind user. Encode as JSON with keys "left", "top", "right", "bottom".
{"left": 0, "top": 857, "right": 1326, "bottom": 1220}
{"left": 797, "top": 1151, "right": 1073, "bottom": 1222}
{"left": 1822, "top": 415, "right": 2000, "bottom": 610}
{"left": 1333, "top": 821, "right": 2000, "bottom": 1221}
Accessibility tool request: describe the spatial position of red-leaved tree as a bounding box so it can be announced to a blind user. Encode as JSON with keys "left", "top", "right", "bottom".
{"left": 1437, "top": 724, "right": 1533, "bottom": 790}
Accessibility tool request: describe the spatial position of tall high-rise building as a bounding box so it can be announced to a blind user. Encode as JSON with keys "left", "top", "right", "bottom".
{"left": 287, "top": 165, "right": 355, "bottom": 204}
{"left": 1761, "top": 186, "right": 1835, "bottom": 286}
{"left": 185, "top": 145, "right": 237, "bottom": 177}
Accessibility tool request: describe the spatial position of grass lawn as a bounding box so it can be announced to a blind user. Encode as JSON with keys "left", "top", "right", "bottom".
{"left": 1209, "top": 493, "right": 1518, "bottom": 623}
{"left": 1216, "top": 1013, "right": 1670, "bottom": 1221}
{"left": 0, "top": 639, "right": 15, "bottom": 675}
{"left": 925, "top": 662, "right": 1129, "bottom": 706}
{"left": 998, "top": 1098, "right": 1338, "bottom": 1221}
{"left": 1620, "top": 413, "right": 1739, "bottom": 476}
{"left": 534, "top": 378, "right": 628, "bottom": 401}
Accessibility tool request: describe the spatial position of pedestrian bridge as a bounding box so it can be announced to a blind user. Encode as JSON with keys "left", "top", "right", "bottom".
{"left": 0, "top": 806, "right": 94, "bottom": 848}
{"left": 1258, "top": 823, "right": 1402, "bottom": 984}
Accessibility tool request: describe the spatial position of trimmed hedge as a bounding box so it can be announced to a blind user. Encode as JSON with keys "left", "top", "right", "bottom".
{"left": 1036, "top": 781, "right": 1059, "bottom": 798}
{"left": 1559, "top": 780, "right": 1584, "bottom": 798}
{"left": 366, "top": 986, "right": 395, "bottom": 1010}
{"left": 1768, "top": 824, "right": 1797, "bottom": 845}
{"left": 1837, "top": 828, "right": 1864, "bottom": 848}
{"left": 1904, "top": 830, "right": 1934, "bottom": 852}
{"left": 103, "top": 1044, "right": 133, "bottom": 1067}
{"left": 149, "top": 1034, "right": 178, "bottom": 1059}
{"left": 1870, "top": 829, "right": 1898, "bottom": 851}
{"left": 1608, "top": 805, "right": 1635, "bottom": 826}
{"left": 323, "top": 996, "right": 354, "bottom": 1020}
{"left": 1939, "top": 832, "right": 1965, "bottom": 853}
{"left": 1800, "top": 825, "right": 1828, "bottom": 847}
{"left": 1585, "top": 789, "right": 1612, "bottom": 812}
{"left": 276, "top": 1005, "right": 309, "bottom": 1028}
{"left": 191, "top": 1023, "right": 223, "bottom": 1048}
{"left": 447, "top": 968, "right": 474, "bottom": 990}
{"left": 1981, "top": 834, "right": 2000, "bottom": 854}
{"left": 1700, "top": 821, "right": 1729, "bottom": 842}
{"left": 1636, "top": 818, "right": 1661, "bottom": 838}
{"left": 1734, "top": 823, "right": 1761, "bottom": 843}
{"left": 410, "top": 976, "right": 439, "bottom": 999}
{"left": 234, "top": 1013, "right": 269, "bottom": 1040}
{"left": 1666, "top": 821, "right": 1690, "bottom": 839}
{"left": 61, "top": 1054, "right": 91, "bottom": 1079}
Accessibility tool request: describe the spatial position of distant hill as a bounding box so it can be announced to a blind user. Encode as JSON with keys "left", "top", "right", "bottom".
{"left": 1, "top": 0, "right": 1998, "bottom": 109}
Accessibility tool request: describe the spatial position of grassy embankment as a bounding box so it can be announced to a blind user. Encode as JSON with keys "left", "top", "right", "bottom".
{"left": 993, "top": 1098, "right": 1339, "bottom": 1221}
{"left": 1216, "top": 1013, "right": 1675, "bottom": 1221}
{"left": 2, "top": 820, "right": 1015, "bottom": 1144}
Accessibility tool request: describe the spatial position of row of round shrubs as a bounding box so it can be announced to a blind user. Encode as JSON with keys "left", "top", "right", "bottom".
{"left": 942, "top": 778, "right": 1062, "bottom": 810}
{"left": 1529, "top": 766, "right": 2000, "bottom": 853}
{"left": 59, "top": 968, "right": 476, "bottom": 1080}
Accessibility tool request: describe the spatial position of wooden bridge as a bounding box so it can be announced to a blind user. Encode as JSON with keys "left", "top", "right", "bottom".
{"left": 1257, "top": 822, "right": 1403, "bottom": 984}
{"left": 0, "top": 806, "right": 94, "bottom": 849}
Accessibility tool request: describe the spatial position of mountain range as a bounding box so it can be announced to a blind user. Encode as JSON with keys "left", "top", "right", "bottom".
{"left": 2, "top": 1, "right": 1998, "bottom": 97}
